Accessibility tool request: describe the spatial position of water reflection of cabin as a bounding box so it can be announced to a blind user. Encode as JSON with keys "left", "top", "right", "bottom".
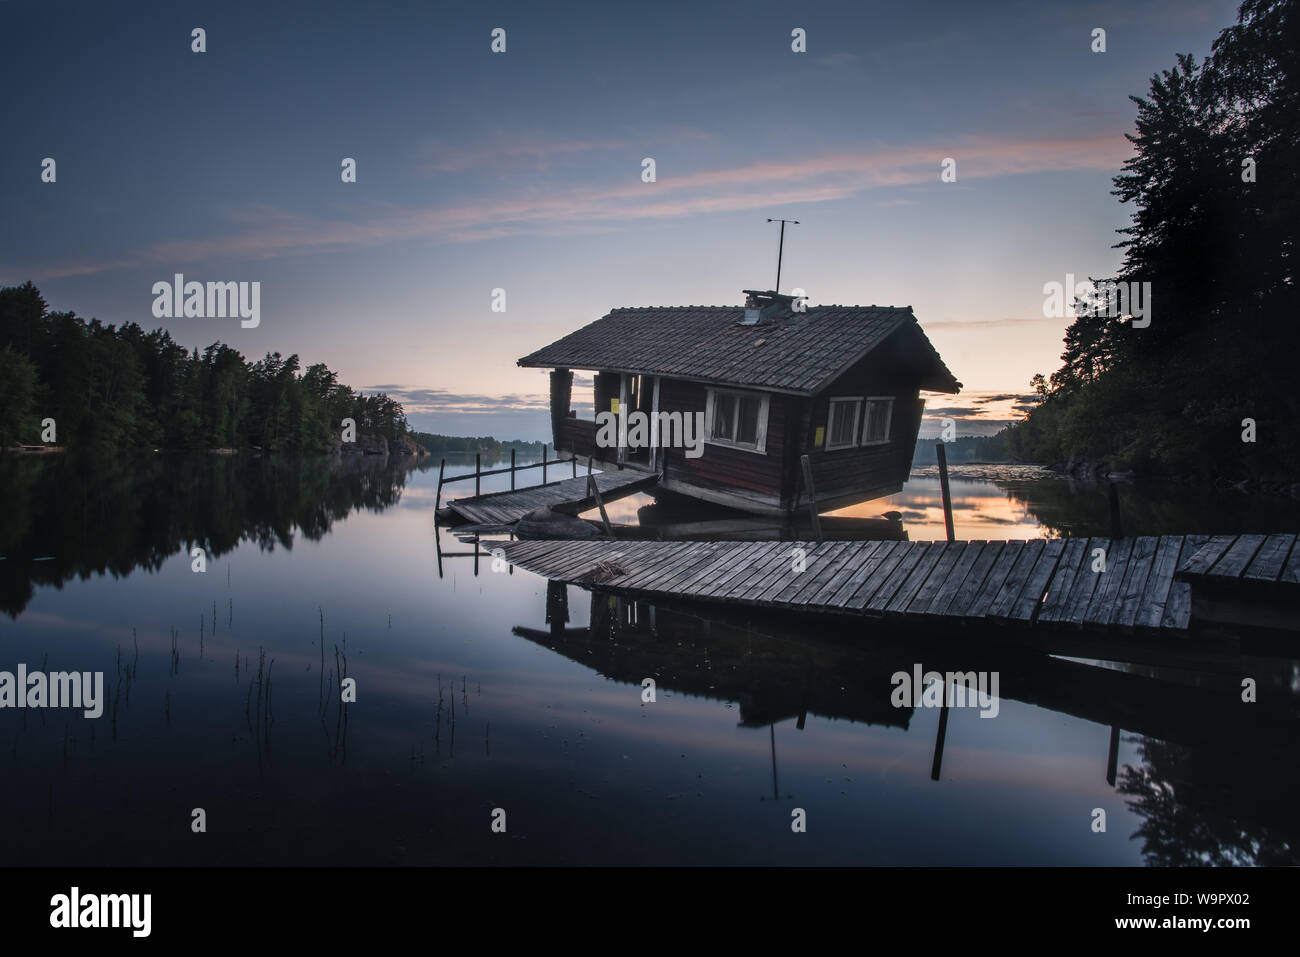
{"left": 518, "top": 290, "right": 961, "bottom": 515}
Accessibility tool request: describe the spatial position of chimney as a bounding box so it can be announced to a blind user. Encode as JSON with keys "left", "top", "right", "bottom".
{"left": 740, "top": 289, "right": 795, "bottom": 325}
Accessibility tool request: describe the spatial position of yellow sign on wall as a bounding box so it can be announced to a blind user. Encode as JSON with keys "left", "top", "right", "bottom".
{"left": 814, "top": 427, "right": 825, "bottom": 447}
{"left": 611, "top": 398, "right": 620, "bottom": 414}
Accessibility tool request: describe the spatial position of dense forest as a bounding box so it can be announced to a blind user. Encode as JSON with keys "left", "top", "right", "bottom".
{"left": 0, "top": 282, "right": 408, "bottom": 453}
{"left": 1006, "top": 0, "right": 1299, "bottom": 482}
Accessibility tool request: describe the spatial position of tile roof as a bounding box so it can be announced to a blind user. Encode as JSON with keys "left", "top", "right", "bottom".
{"left": 517, "top": 304, "right": 961, "bottom": 395}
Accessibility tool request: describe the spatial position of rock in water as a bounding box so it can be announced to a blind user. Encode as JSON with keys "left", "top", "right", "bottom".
{"left": 515, "top": 506, "right": 601, "bottom": 540}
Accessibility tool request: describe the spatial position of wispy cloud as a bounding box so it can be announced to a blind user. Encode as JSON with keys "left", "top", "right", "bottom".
{"left": 25, "top": 131, "right": 1131, "bottom": 281}
{"left": 364, "top": 385, "right": 549, "bottom": 415}
{"left": 417, "top": 135, "right": 631, "bottom": 174}
{"left": 922, "top": 317, "right": 1070, "bottom": 330}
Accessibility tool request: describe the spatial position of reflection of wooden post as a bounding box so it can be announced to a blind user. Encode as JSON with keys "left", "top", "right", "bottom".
{"left": 930, "top": 699, "right": 949, "bottom": 782}
{"left": 1108, "top": 482, "right": 1123, "bottom": 541}
{"left": 435, "top": 458, "right": 446, "bottom": 510}
{"left": 435, "top": 526, "right": 444, "bottom": 579}
{"left": 799, "top": 454, "right": 822, "bottom": 544}
{"left": 545, "top": 580, "right": 569, "bottom": 637}
{"left": 590, "top": 591, "right": 613, "bottom": 638}
{"left": 770, "top": 723, "right": 779, "bottom": 800}
{"left": 1106, "top": 724, "right": 1120, "bottom": 786}
{"left": 475, "top": 453, "right": 481, "bottom": 496}
{"left": 473, "top": 539, "right": 479, "bottom": 577}
{"left": 572, "top": 455, "right": 577, "bottom": 478}
{"left": 936, "top": 442, "right": 955, "bottom": 542}
{"left": 510, "top": 448, "right": 516, "bottom": 489}
{"left": 542, "top": 444, "right": 548, "bottom": 484}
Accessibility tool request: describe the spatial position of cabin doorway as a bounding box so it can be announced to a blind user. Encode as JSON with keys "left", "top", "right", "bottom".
{"left": 618, "top": 373, "right": 659, "bottom": 471}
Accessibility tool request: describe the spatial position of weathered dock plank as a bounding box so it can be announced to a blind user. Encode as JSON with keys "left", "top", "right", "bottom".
{"left": 865, "top": 542, "right": 930, "bottom": 614}
{"left": 924, "top": 540, "right": 985, "bottom": 617}
{"left": 1211, "top": 533, "right": 1267, "bottom": 579}
{"left": 1083, "top": 538, "right": 1133, "bottom": 628}
{"left": 1037, "top": 537, "right": 1090, "bottom": 625}
{"left": 1243, "top": 533, "right": 1297, "bottom": 583}
{"left": 1134, "top": 535, "right": 1184, "bottom": 632}
{"left": 886, "top": 542, "right": 948, "bottom": 616}
{"left": 807, "top": 541, "right": 878, "bottom": 606}
{"left": 967, "top": 542, "right": 1024, "bottom": 620}
{"left": 1177, "top": 535, "right": 1238, "bottom": 579}
{"left": 1008, "top": 538, "right": 1067, "bottom": 623}
{"left": 906, "top": 542, "right": 966, "bottom": 617}
{"left": 1162, "top": 535, "right": 1209, "bottom": 630}
{"left": 846, "top": 541, "right": 910, "bottom": 610}
{"left": 1114, "top": 535, "right": 1160, "bottom": 630}
{"left": 987, "top": 539, "right": 1046, "bottom": 622}
{"left": 941, "top": 542, "right": 1005, "bottom": 619}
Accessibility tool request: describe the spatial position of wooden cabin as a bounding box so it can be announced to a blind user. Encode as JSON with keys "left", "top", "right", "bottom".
{"left": 518, "top": 290, "right": 961, "bottom": 516}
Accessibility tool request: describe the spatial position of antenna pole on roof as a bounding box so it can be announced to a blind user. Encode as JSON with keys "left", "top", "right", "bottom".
{"left": 766, "top": 218, "right": 799, "bottom": 293}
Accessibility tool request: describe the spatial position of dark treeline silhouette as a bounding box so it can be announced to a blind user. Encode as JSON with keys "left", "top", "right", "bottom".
{"left": 0, "top": 282, "right": 408, "bottom": 452}
{"left": 408, "top": 432, "right": 545, "bottom": 458}
{"left": 1008, "top": 0, "right": 1300, "bottom": 481}
{"left": 912, "top": 434, "right": 1015, "bottom": 466}
{"left": 0, "top": 452, "right": 425, "bottom": 618}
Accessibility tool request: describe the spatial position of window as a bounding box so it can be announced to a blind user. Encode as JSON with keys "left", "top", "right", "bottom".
{"left": 862, "top": 397, "right": 894, "bottom": 445}
{"left": 825, "top": 398, "right": 862, "bottom": 451}
{"left": 705, "top": 388, "right": 769, "bottom": 452}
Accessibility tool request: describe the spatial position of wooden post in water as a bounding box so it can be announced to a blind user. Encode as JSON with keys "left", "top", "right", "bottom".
{"left": 799, "top": 454, "right": 823, "bottom": 544}
{"left": 586, "top": 456, "right": 614, "bottom": 536}
{"left": 542, "top": 444, "right": 548, "bottom": 484}
{"left": 435, "top": 458, "right": 446, "bottom": 511}
{"left": 1108, "top": 481, "right": 1123, "bottom": 541}
{"left": 572, "top": 455, "right": 577, "bottom": 477}
{"left": 510, "top": 448, "right": 516, "bottom": 490}
{"left": 475, "top": 453, "right": 481, "bottom": 496}
{"left": 936, "top": 442, "right": 955, "bottom": 542}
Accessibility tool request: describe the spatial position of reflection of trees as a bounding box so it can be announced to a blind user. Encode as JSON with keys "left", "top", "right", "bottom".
{"left": 0, "top": 453, "right": 425, "bottom": 617}
{"left": 991, "top": 474, "right": 1300, "bottom": 539}
{"left": 1119, "top": 737, "right": 1298, "bottom": 866}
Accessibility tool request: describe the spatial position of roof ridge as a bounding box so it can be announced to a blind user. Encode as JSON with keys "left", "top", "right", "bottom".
{"left": 606, "top": 304, "right": 913, "bottom": 312}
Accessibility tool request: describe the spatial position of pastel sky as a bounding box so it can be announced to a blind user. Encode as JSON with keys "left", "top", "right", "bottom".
{"left": 1, "top": 0, "right": 1241, "bottom": 439}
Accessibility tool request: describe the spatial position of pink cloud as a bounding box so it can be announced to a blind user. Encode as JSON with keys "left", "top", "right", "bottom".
{"left": 23, "top": 131, "right": 1132, "bottom": 281}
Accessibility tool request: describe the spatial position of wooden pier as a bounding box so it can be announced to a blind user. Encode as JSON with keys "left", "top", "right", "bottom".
{"left": 494, "top": 534, "right": 1300, "bottom": 636}
{"left": 440, "top": 470, "right": 657, "bottom": 526}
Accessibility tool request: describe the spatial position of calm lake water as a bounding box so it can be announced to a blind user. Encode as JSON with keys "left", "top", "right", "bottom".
{"left": 2, "top": 452, "right": 1297, "bottom": 866}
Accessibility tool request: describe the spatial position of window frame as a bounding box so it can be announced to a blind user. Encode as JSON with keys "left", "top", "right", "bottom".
{"left": 824, "top": 396, "right": 863, "bottom": 451}
{"left": 860, "top": 396, "right": 895, "bottom": 446}
{"left": 704, "top": 387, "right": 770, "bottom": 454}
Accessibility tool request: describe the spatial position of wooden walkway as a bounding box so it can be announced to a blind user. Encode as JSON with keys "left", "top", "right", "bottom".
{"left": 497, "top": 535, "right": 1245, "bottom": 634}
{"left": 1175, "top": 533, "right": 1300, "bottom": 593}
{"left": 442, "top": 471, "right": 657, "bottom": 526}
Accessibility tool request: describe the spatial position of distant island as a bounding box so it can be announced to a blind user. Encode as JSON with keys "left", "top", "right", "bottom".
{"left": 408, "top": 433, "right": 545, "bottom": 459}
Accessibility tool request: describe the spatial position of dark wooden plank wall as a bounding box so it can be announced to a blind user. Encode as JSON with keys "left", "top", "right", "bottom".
{"left": 798, "top": 332, "right": 930, "bottom": 505}
{"left": 557, "top": 417, "right": 599, "bottom": 460}
{"left": 659, "top": 378, "right": 790, "bottom": 496}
